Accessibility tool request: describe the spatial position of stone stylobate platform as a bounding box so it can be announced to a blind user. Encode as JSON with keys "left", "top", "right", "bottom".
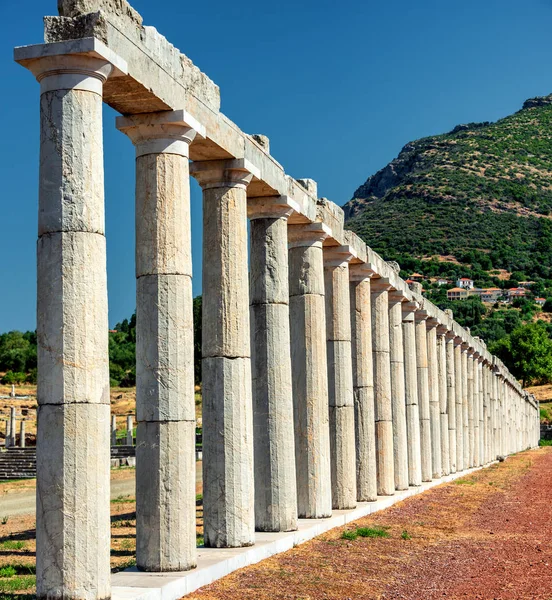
{"left": 13, "top": 2, "right": 540, "bottom": 600}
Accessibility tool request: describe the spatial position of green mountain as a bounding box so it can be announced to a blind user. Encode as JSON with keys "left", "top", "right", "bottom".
{"left": 343, "top": 95, "right": 552, "bottom": 280}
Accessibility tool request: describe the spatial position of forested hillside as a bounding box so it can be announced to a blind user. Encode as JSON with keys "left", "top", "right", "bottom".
{"left": 344, "top": 95, "right": 552, "bottom": 279}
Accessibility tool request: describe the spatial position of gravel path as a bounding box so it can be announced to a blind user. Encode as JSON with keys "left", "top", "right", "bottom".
{"left": 188, "top": 448, "right": 551, "bottom": 600}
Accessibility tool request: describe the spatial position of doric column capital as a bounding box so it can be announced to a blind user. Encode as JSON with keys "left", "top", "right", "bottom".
{"left": 371, "top": 277, "right": 393, "bottom": 292}
{"left": 349, "top": 263, "right": 376, "bottom": 281}
{"left": 445, "top": 329, "right": 457, "bottom": 340}
{"left": 14, "top": 38, "right": 127, "bottom": 95}
{"left": 426, "top": 317, "right": 440, "bottom": 330}
{"left": 402, "top": 300, "right": 418, "bottom": 322}
{"left": 288, "top": 222, "right": 330, "bottom": 248}
{"left": 116, "top": 109, "right": 205, "bottom": 158}
{"left": 437, "top": 324, "right": 449, "bottom": 337}
{"left": 248, "top": 195, "right": 299, "bottom": 220}
{"left": 388, "top": 289, "right": 408, "bottom": 305}
{"left": 323, "top": 245, "right": 354, "bottom": 268}
{"left": 190, "top": 158, "right": 260, "bottom": 190}
{"left": 461, "top": 341, "right": 470, "bottom": 352}
{"left": 415, "top": 308, "right": 429, "bottom": 323}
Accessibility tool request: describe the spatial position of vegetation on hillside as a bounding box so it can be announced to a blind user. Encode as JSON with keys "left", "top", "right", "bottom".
{"left": 344, "top": 95, "right": 552, "bottom": 280}
{"left": 345, "top": 95, "right": 552, "bottom": 385}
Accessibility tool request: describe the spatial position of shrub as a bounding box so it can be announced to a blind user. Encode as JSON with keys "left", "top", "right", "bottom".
{"left": 1, "top": 372, "right": 27, "bottom": 385}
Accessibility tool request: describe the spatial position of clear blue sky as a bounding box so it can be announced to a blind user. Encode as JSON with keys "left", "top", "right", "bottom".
{"left": 1, "top": 0, "right": 551, "bottom": 332}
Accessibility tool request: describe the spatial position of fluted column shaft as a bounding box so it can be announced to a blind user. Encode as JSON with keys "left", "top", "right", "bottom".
{"left": 478, "top": 360, "right": 485, "bottom": 465}
{"left": 415, "top": 312, "right": 432, "bottom": 481}
{"left": 288, "top": 224, "right": 332, "bottom": 518}
{"left": 455, "top": 341, "right": 464, "bottom": 471}
{"left": 437, "top": 328, "right": 450, "bottom": 476}
{"left": 389, "top": 292, "right": 408, "bottom": 491}
{"left": 350, "top": 269, "right": 377, "bottom": 501}
{"left": 191, "top": 159, "right": 256, "bottom": 548}
{"left": 402, "top": 303, "right": 422, "bottom": 486}
{"left": 462, "top": 345, "right": 469, "bottom": 469}
{"left": 473, "top": 353, "right": 480, "bottom": 467}
{"left": 249, "top": 197, "right": 297, "bottom": 532}
{"left": 118, "top": 111, "right": 199, "bottom": 571}
{"left": 27, "top": 53, "right": 115, "bottom": 600}
{"left": 427, "top": 320, "right": 442, "bottom": 479}
{"left": 467, "top": 351, "right": 475, "bottom": 468}
{"left": 446, "top": 334, "right": 457, "bottom": 474}
{"left": 372, "top": 279, "right": 395, "bottom": 495}
{"left": 324, "top": 248, "right": 357, "bottom": 509}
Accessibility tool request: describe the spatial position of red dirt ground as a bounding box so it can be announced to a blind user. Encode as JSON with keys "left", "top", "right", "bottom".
{"left": 188, "top": 448, "right": 552, "bottom": 600}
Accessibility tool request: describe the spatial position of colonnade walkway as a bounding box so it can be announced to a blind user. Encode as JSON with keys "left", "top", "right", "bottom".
{"left": 13, "top": 1, "right": 540, "bottom": 600}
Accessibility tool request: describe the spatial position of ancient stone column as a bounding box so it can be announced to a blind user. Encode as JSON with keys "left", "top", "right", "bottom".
{"left": 350, "top": 266, "right": 377, "bottom": 502}
{"left": 288, "top": 223, "right": 332, "bottom": 518}
{"left": 324, "top": 247, "right": 357, "bottom": 509}
{"left": 3, "top": 421, "right": 8, "bottom": 448}
{"left": 118, "top": 111, "right": 200, "bottom": 567}
{"left": 9, "top": 407, "right": 16, "bottom": 449}
{"left": 19, "top": 421, "right": 25, "bottom": 449}
{"left": 126, "top": 415, "right": 134, "bottom": 447}
{"left": 402, "top": 301, "right": 422, "bottom": 487}
{"left": 461, "top": 344, "right": 470, "bottom": 469}
{"left": 191, "top": 159, "right": 257, "bottom": 547}
{"left": 248, "top": 196, "right": 297, "bottom": 531}
{"left": 111, "top": 414, "right": 117, "bottom": 447}
{"left": 14, "top": 43, "right": 123, "bottom": 600}
{"left": 454, "top": 339, "right": 464, "bottom": 471}
{"left": 427, "top": 319, "right": 442, "bottom": 479}
{"left": 437, "top": 326, "right": 450, "bottom": 476}
{"left": 467, "top": 350, "right": 475, "bottom": 468}
{"left": 389, "top": 291, "right": 408, "bottom": 491}
{"left": 472, "top": 352, "right": 480, "bottom": 467}
{"left": 371, "top": 278, "right": 395, "bottom": 495}
{"left": 478, "top": 359, "right": 485, "bottom": 465}
{"left": 426, "top": 318, "right": 443, "bottom": 479}
{"left": 415, "top": 309, "right": 432, "bottom": 481}
{"left": 445, "top": 332, "right": 457, "bottom": 473}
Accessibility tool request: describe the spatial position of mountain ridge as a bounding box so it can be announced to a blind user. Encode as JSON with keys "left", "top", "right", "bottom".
{"left": 343, "top": 94, "right": 552, "bottom": 279}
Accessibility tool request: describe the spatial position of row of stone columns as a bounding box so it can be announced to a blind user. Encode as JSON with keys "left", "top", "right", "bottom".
{"left": 17, "top": 44, "right": 541, "bottom": 600}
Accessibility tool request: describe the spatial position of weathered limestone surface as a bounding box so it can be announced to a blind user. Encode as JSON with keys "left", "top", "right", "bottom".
{"left": 126, "top": 415, "right": 133, "bottom": 446}
{"left": 455, "top": 341, "right": 464, "bottom": 471}
{"left": 37, "top": 403, "right": 111, "bottom": 599}
{"left": 437, "top": 328, "right": 450, "bottom": 476}
{"left": 461, "top": 345, "right": 469, "bottom": 469}
{"left": 249, "top": 198, "right": 297, "bottom": 532}
{"left": 191, "top": 161, "right": 255, "bottom": 548}
{"left": 402, "top": 302, "right": 422, "bottom": 487}
{"left": 389, "top": 292, "right": 408, "bottom": 491}
{"left": 136, "top": 420, "right": 195, "bottom": 570}
{"left": 350, "top": 270, "right": 377, "bottom": 502}
{"left": 324, "top": 249, "right": 356, "bottom": 509}
{"left": 446, "top": 334, "right": 457, "bottom": 473}
{"left": 117, "top": 111, "right": 198, "bottom": 569}
{"left": 473, "top": 354, "right": 480, "bottom": 467}
{"left": 415, "top": 312, "right": 432, "bottom": 482}
{"left": 467, "top": 352, "right": 475, "bottom": 468}
{"left": 288, "top": 224, "right": 332, "bottom": 518}
{"left": 372, "top": 279, "right": 395, "bottom": 495}
{"left": 426, "top": 320, "right": 442, "bottom": 479}
{"left": 19, "top": 48, "right": 114, "bottom": 600}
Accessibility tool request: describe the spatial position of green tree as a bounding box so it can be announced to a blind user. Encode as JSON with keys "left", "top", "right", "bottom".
{"left": 490, "top": 322, "right": 552, "bottom": 386}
